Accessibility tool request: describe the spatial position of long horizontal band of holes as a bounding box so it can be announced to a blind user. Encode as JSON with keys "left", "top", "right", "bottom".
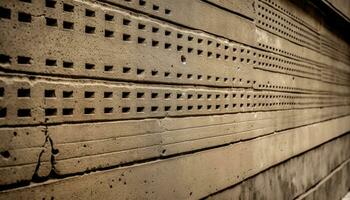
{"left": 256, "top": 52, "right": 321, "bottom": 78}
{"left": 0, "top": 82, "right": 348, "bottom": 122}
{"left": 257, "top": 42, "right": 350, "bottom": 85}
{"left": 261, "top": 0, "right": 350, "bottom": 61}
{"left": 0, "top": 1, "right": 249, "bottom": 64}
{"left": 257, "top": 2, "right": 320, "bottom": 50}
{"left": 0, "top": 54, "right": 251, "bottom": 85}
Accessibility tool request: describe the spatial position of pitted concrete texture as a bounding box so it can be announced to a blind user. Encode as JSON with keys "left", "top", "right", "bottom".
{"left": 0, "top": 0, "right": 350, "bottom": 199}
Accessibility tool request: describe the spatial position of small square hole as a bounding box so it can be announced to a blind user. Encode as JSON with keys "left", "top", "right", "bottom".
{"left": 63, "top": 21, "right": 74, "bottom": 29}
{"left": 104, "top": 92, "right": 113, "bottom": 98}
{"left": 152, "top": 27, "right": 159, "bottom": 33}
{"left": 104, "top": 107, "right": 113, "bottom": 113}
{"left": 17, "top": 109, "right": 31, "bottom": 117}
{"left": 85, "top": 26, "right": 95, "bottom": 34}
{"left": 63, "top": 108, "right": 73, "bottom": 115}
{"left": 137, "top": 92, "right": 144, "bottom": 98}
{"left": 105, "top": 14, "right": 114, "bottom": 21}
{"left": 138, "top": 37, "right": 145, "bottom": 44}
{"left": 105, "top": 30, "right": 114, "bottom": 37}
{"left": 122, "top": 92, "right": 130, "bottom": 98}
{"left": 84, "top": 108, "right": 95, "bottom": 114}
{"left": 17, "top": 88, "right": 30, "bottom": 97}
{"left": 151, "top": 106, "right": 158, "bottom": 112}
{"left": 139, "top": 0, "right": 146, "bottom": 6}
{"left": 137, "top": 68, "right": 144, "bottom": 75}
{"left": 63, "top": 3, "right": 74, "bottom": 12}
{"left": 63, "top": 91, "right": 73, "bottom": 98}
{"left": 63, "top": 61, "right": 73, "bottom": 68}
{"left": 137, "top": 107, "right": 144, "bottom": 112}
{"left": 44, "top": 90, "right": 56, "bottom": 98}
{"left": 85, "top": 63, "right": 95, "bottom": 70}
{"left": 123, "top": 34, "right": 131, "bottom": 41}
{"left": 152, "top": 40, "right": 159, "bottom": 47}
{"left": 84, "top": 91, "right": 95, "bottom": 98}
{"left": 0, "top": 88, "right": 4, "bottom": 97}
{"left": 45, "top": 17, "right": 57, "bottom": 26}
{"left": 164, "top": 9, "right": 171, "bottom": 15}
{"left": 138, "top": 23, "right": 146, "bottom": 29}
{"left": 104, "top": 65, "right": 113, "bottom": 71}
{"left": 0, "top": 54, "right": 11, "bottom": 64}
{"left": 0, "top": 7, "right": 11, "bottom": 19}
{"left": 123, "top": 19, "right": 131, "bottom": 25}
{"left": 122, "top": 107, "right": 130, "bottom": 113}
{"left": 45, "top": 108, "right": 57, "bottom": 116}
{"left": 46, "top": 59, "right": 57, "bottom": 66}
{"left": 153, "top": 5, "right": 159, "bottom": 11}
{"left": 0, "top": 108, "right": 6, "bottom": 118}
{"left": 45, "top": 0, "right": 56, "bottom": 8}
{"left": 85, "top": 9, "right": 95, "bottom": 17}
{"left": 123, "top": 67, "right": 131, "bottom": 73}
{"left": 18, "top": 12, "right": 31, "bottom": 23}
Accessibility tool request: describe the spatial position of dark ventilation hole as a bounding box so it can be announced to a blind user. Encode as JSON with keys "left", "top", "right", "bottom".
{"left": 62, "top": 108, "right": 73, "bottom": 115}
{"left": 137, "top": 107, "right": 144, "bottom": 112}
{"left": 164, "top": 72, "right": 170, "bottom": 77}
{"left": 104, "top": 107, "right": 113, "bottom": 113}
{"left": 84, "top": 91, "right": 95, "bottom": 98}
{"left": 0, "top": 54, "right": 11, "bottom": 64}
{"left": 152, "top": 27, "right": 159, "bottom": 33}
{"left": 151, "top": 106, "right": 158, "bottom": 112}
{"left": 164, "top": 9, "right": 171, "bottom": 15}
{"left": 63, "top": 21, "right": 74, "bottom": 29}
{"left": 104, "top": 65, "right": 113, "bottom": 71}
{"left": 152, "top": 40, "right": 159, "bottom": 47}
{"left": 123, "top": 19, "right": 131, "bottom": 26}
{"left": 46, "top": 59, "right": 57, "bottom": 66}
{"left": 85, "top": 63, "right": 95, "bottom": 70}
{"left": 45, "top": 0, "right": 56, "bottom": 8}
{"left": 164, "top": 93, "right": 171, "bottom": 99}
{"left": 139, "top": 0, "right": 146, "bottom": 6}
{"left": 0, "top": 7, "right": 11, "bottom": 19}
{"left": 45, "top": 108, "right": 57, "bottom": 116}
{"left": 18, "top": 12, "right": 31, "bottom": 22}
{"left": 164, "top": 43, "right": 171, "bottom": 49}
{"left": 123, "top": 67, "right": 131, "bottom": 73}
{"left": 45, "top": 90, "right": 56, "bottom": 98}
{"left": 122, "top": 107, "right": 130, "bottom": 113}
{"left": 63, "top": 91, "right": 73, "bottom": 98}
{"left": 151, "top": 93, "right": 158, "bottom": 98}
{"left": 84, "top": 108, "right": 95, "bottom": 114}
{"left": 164, "top": 106, "right": 170, "bottom": 111}
{"left": 0, "top": 108, "right": 7, "bottom": 118}
{"left": 138, "top": 23, "right": 145, "bottom": 30}
{"left": 181, "top": 55, "right": 186, "bottom": 64}
{"left": 151, "top": 70, "right": 158, "bottom": 76}
{"left": 63, "top": 3, "right": 74, "bottom": 12}
{"left": 17, "top": 109, "right": 31, "bottom": 117}
{"left": 0, "top": 88, "right": 4, "bottom": 97}
{"left": 122, "top": 34, "right": 131, "bottom": 41}
{"left": 17, "top": 88, "right": 30, "bottom": 97}
{"left": 122, "top": 92, "right": 130, "bottom": 98}
{"left": 17, "top": 56, "right": 31, "bottom": 64}
{"left": 63, "top": 61, "right": 73, "bottom": 68}
{"left": 136, "top": 68, "right": 144, "bottom": 75}
{"left": 85, "top": 9, "right": 95, "bottom": 17}
{"left": 0, "top": 151, "right": 10, "bottom": 158}
{"left": 138, "top": 37, "right": 145, "bottom": 44}
{"left": 137, "top": 92, "right": 144, "bottom": 98}
{"left": 52, "top": 148, "right": 59, "bottom": 155}
{"left": 153, "top": 5, "right": 159, "bottom": 11}
{"left": 105, "top": 30, "right": 114, "bottom": 38}
{"left": 104, "top": 92, "right": 113, "bottom": 98}
{"left": 45, "top": 17, "right": 57, "bottom": 26}
{"left": 85, "top": 26, "right": 95, "bottom": 34}
{"left": 105, "top": 14, "right": 114, "bottom": 21}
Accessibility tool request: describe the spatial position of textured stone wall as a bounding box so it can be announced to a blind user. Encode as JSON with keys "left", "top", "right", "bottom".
{"left": 0, "top": 0, "right": 349, "bottom": 199}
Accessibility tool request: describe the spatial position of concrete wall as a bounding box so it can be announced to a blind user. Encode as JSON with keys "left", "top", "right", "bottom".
{"left": 0, "top": 0, "right": 349, "bottom": 199}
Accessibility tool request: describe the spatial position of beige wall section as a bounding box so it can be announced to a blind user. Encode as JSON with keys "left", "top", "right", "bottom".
{"left": 0, "top": 0, "right": 350, "bottom": 199}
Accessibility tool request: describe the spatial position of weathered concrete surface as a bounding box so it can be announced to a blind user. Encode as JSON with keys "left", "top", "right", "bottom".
{"left": 207, "top": 133, "right": 350, "bottom": 200}
{"left": 0, "top": 0, "right": 349, "bottom": 198}
{"left": 0, "top": 116, "right": 350, "bottom": 199}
